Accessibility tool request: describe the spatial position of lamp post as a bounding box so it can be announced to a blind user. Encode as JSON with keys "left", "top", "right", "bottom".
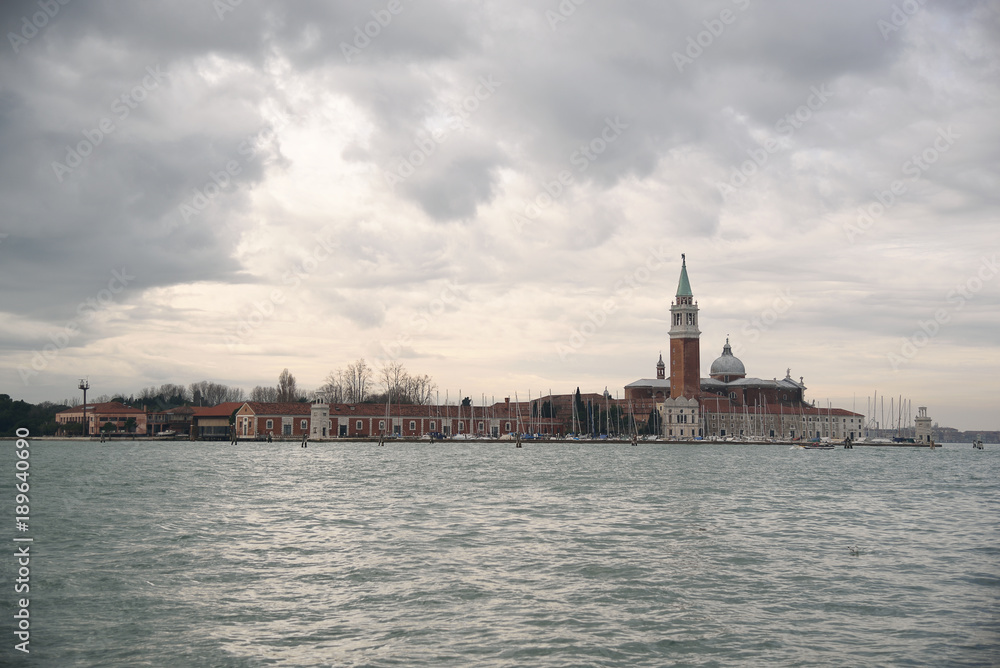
{"left": 78, "top": 379, "right": 90, "bottom": 437}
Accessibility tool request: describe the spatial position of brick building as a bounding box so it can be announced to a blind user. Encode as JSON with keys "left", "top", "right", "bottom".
{"left": 55, "top": 401, "right": 148, "bottom": 436}
{"left": 626, "top": 256, "right": 864, "bottom": 440}
{"left": 309, "top": 398, "right": 564, "bottom": 439}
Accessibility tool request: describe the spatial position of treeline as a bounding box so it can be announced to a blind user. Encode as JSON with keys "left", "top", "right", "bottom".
{"left": 315, "top": 359, "right": 437, "bottom": 405}
{"left": 0, "top": 394, "right": 70, "bottom": 437}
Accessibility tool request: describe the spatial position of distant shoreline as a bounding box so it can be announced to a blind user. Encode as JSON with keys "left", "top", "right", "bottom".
{"left": 11, "top": 435, "right": 961, "bottom": 447}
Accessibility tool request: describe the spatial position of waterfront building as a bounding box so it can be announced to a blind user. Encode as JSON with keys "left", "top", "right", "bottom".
{"left": 626, "top": 257, "right": 865, "bottom": 440}
{"left": 146, "top": 405, "right": 195, "bottom": 437}
{"left": 235, "top": 402, "right": 312, "bottom": 438}
{"left": 309, "top": 398, "right": 564, "bottom": 439}
{"left": 191, "top": 402, "right": 244, "bottom": 440}
{"left": 55, "top": 401, "right": 148, "bottom": 436}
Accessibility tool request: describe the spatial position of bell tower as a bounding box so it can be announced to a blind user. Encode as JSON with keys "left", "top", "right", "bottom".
{"left": 669, "top": 254, "right": 701, "bottom": 399}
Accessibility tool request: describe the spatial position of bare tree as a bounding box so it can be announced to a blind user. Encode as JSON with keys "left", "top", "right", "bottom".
{"left": 318, "top": 359, "right": 435, "bottom": 404}
{"left": 276, "top": 369, "right": 298, "bottom": 402}
{"left": 223, "top": 386, "right": 246, "bottom": 402}
{"left": 379, "top": 360, "right": 408, "bottom": 403}
{"left": 407, "top": 373, "right": 438, "bottom": 405}
{"left": 250, "top": 385, "right": 278, "bottom": 402}
{"left": 317, "top": 368, "right": 346, "bottom": 403}
{"left": 157, "top": 384, "right": 189, "bottom": 404}
{"left": 189, "top": 381, "right": 245, "bottom": 406}
{"left": 344, "top": 358, "right": 372, "bottom": 403}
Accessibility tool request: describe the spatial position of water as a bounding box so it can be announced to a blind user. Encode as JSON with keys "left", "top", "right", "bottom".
{"left": 2, "top": 440, "right": 997, "bottom": 666}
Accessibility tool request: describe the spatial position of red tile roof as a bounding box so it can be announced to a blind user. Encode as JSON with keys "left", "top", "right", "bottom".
{"left": 191, "top": 402, "right": 244, "bottom": 417}
{"left": 240, "top": 402, "right": 313, "bottom": 416}
{"left": 698, "top": 397, "right": 863, "bottom": 417}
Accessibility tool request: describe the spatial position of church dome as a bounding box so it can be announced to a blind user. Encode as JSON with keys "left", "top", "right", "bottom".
{"left": 710, "top": 338, "right": 746, "bottom": 378}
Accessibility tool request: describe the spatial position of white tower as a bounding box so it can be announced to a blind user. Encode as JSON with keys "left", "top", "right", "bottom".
{"left": 915, "top": 406, "right": 933, "bottom": 445}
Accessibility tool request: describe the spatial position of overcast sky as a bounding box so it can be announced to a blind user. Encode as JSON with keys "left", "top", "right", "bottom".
{"left": 1, "top": 0, "right": 997, "bottom": 430}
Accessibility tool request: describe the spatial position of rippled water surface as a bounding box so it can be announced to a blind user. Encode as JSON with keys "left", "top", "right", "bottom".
{"left": 2, "top": 440, "right": 998, "bottom": 666}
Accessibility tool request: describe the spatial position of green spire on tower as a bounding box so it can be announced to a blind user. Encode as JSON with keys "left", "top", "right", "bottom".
{"left": 676, "top": 253, "right": 693, "bottom": 297}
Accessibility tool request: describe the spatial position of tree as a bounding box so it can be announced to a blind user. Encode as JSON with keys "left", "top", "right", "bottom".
{"left": 405, "top": 374, "right": 437, "bottom": 405}
{"left": 189, "top": 381, "right": 245, "bottom": 406}
{"left": 61, "top": 421, "right": 84, "bottom": 436}
{"left": 319, "top": 360, "right": 437, "bottom": 405}
{"left": 317, "top": 369, "right": 346, "bottom": 403}
{"left": 574, "top": 388, "right": 587, "bottom": 433}
{"left": 250, "top": 386, "right": 278, "bottom": 402}
{"left": 644, "top": 409, "right": 663, "bottom": 436}
{"left": 157, "top": 384, "right": 189, "bottom": 405}
{"left": 343, "top": 359, "right": 372, "bottom": 403}
{"left": 0, "top": 395, "right": 71, "bottom": 437}
{"left": 124, "top": 417, "right": 137, "bottom": 434}
{"left": 277, "top": 369, "right": 298, "bottom": 402}
{"left": 379, "top": 360, "right": 407, "bottom": 403}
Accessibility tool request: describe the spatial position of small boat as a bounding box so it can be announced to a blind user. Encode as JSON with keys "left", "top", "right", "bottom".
{"left": 797, "top": 443, "right": 835, "bottom": 450}
{"left": 973, "top": 439, "right": 984, "bottom": 450}
{"left": 157, "top": 430, "right": 178, "bottom": 437}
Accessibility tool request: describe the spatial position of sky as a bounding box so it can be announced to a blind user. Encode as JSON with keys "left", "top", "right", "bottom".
{"left": 0, "top": 0, "right": 997, "bottom": 430}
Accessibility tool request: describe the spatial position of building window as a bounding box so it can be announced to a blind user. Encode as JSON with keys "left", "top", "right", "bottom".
{"left": 505, "top": 421, "right": 511, "bottom": 431}
{"left": 356, "top": 420, "right": 362, "bottom": 430}
{"left": 409, "top": 421, "right": 416, "bottom": 430}
{"left": 379, "top": 420, "right": 385, "bottom": 430}
{"left": 266, "top": 419, "right": 273, "bottom": 430}
{"left": 300, "top": 420, "right": 307, "bottom": 430}
{"left": 430, "top": 421, "right": 436, "bottom": 430}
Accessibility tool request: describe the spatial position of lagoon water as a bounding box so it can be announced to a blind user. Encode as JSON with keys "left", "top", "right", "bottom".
{"left": 2, "top": 439, "right": 998, "bottom": 666}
